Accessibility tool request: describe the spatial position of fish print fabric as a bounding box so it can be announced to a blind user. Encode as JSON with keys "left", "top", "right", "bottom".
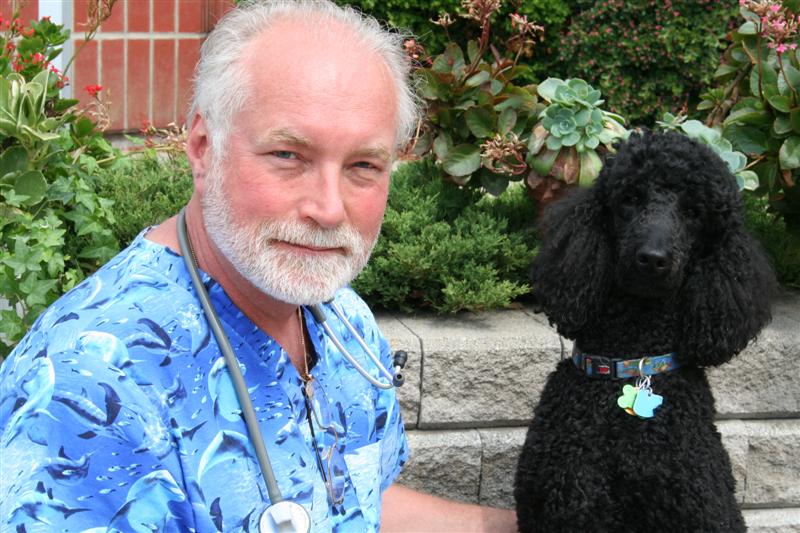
{"left": 0, "top": 232, "right": 407, "bottom": 532}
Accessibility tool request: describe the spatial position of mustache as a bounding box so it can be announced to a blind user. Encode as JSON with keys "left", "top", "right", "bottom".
{"left": 257, "top": 219, "right": 363, "bottom": 252}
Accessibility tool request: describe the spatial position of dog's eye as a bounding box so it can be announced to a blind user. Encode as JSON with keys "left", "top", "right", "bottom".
{"left": 621, "top": 192, "right": 640, "bottom": 207}
{"left": 617, "top": 193, "right": 640, "bottom": 219}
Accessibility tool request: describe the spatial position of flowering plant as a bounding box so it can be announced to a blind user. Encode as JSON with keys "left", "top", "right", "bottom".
{"left": 0, "top": 6, "right": 120, "bottom": 357}
{"left": 409, "top": 0, "right": 545, "bottom": 196}
{"left": 701, "top": 0, "right": 800, "bottom": 234}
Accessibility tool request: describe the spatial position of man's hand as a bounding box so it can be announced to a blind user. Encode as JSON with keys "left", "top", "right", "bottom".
{"left": 381, "top": 484, "right": 518, "bottom": 532}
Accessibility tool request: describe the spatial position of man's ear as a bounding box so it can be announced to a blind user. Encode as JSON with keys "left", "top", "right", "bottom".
{"left": 186, "top": 113, "right": 212, "bottom": 192}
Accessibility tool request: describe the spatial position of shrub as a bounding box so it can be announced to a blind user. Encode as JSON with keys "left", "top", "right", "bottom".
{"left": 352, "top": 159, "right": 537, "bottom": 313}
{"left": 95, "top": 151, "right": 193, "bottom": 245}
{"left": 0, "top": 11, "right": 120, "bottom": 357}
{"left": 559, "top": 0, "right": 738, "bottom": 125}
{"left": 744, "top": 193, "right": 800, "bottom": 289}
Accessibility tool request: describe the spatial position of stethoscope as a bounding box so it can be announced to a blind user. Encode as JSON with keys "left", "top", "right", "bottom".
{"left": 177, "top": 209, "right": 405, "bottom": 533}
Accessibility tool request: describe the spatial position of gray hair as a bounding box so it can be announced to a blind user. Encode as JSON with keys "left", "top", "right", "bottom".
{"left": 190, "top": 0, "right": 420, "bottom": 158}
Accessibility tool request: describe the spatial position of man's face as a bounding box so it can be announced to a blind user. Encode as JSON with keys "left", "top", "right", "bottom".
{"left": 201, "top": 19, "right": 398, "bottom": 305}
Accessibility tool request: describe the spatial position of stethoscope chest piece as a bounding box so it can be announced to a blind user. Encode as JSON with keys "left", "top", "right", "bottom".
{"left": 259, "top": 501, "right": 311, "bottom": 533}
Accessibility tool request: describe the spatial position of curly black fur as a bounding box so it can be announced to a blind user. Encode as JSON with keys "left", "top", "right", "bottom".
{"left": 514, "top": 131, "right": 776, "bottom": 533}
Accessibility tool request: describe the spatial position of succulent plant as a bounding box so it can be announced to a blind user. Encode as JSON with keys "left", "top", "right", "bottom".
{"left": 525, "top": 78, "right": 627, "bottom": 202}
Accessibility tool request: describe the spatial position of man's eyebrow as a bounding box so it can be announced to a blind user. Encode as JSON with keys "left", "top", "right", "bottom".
{"left": 258, "top": 128, "right": 392, "bottom": 161}
{"left": 258, "top": 128, "right": 312, "bottom": 147}
{"left": 352, "top": 145, "right": 392, "bottom": 162}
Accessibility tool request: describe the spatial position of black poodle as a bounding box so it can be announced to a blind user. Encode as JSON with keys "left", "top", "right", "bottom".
{"left": 514, "top": 131, "right": 776, "bottom": 533}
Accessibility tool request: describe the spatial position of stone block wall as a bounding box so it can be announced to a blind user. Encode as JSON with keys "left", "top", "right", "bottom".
{"left": 376, "top": 293, "right": 800, "bottom": 532}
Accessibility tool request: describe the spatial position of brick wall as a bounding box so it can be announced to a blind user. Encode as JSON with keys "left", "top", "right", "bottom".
{"left": 64, "top": 0, "right": 233, "bottom": 132}
{"left": 3, "top": 0, "right": 232, "bottom": 132}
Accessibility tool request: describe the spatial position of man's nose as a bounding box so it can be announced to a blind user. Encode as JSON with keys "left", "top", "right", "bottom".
{"left": 299, "top": 167, "right": 347, "bottom": 228}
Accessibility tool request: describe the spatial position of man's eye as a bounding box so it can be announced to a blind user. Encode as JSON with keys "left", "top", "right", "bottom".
{"left": 271, "top": 151, "right": 298, "bottom": 160}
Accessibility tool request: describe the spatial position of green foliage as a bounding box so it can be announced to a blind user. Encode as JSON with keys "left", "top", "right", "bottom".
{"left": 701, "top": 1, "right": 800, "bottom": 235}
{"left": 95, "top": 151, "right": 193, "bottom": 245}
{"left": 744, "top": 193, "right": 800, "bottom": 288}
{"left": 559, "top": 0, "right": 738, "bottom": 125}
{"left": 352, "top": 159, "right": 537, "bottom": 313}
{"left": 0, "top": 14, "right": 120, "bottom": 357}
{"left": 412, "top": 1, "right": 546, "bottom": 196}
{"left": 339, "top": 0, "right": 570, "bottom": 78}
{"left": 528, "top": 78, "right": 627, "bottom": 189}
{"left": 657, "top": 114, "right": 759, "bottom": 191}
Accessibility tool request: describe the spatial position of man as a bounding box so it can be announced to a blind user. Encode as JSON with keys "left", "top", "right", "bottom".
{"left": 0, "top": 1, "right": 517, "bottom": 531}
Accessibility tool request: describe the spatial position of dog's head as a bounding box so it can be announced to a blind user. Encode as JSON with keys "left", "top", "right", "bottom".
{"left": 531, "top": 130, "right": 775, "bottom": 366}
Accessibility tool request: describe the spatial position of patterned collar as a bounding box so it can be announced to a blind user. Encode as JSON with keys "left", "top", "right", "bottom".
{"left": 572, "top": 347, "right": 680, "bottom": 380}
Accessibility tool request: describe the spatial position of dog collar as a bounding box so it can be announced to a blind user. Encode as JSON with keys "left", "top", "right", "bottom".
{"left": 572, "top": 349, "right": 680, "bottom": 380}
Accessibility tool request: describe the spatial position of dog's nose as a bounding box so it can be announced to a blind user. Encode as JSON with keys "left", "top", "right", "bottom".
{"left": 636, "top": 247, "right": 671, "bottom": 276}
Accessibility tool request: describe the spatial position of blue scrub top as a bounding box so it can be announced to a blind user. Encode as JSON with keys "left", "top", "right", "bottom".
{"left": 0, "top": 231, "right": 408, "bottom": 532}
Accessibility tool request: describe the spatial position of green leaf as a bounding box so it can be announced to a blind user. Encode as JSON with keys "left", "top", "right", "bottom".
{"left": 497, "top": 108, "right": 517, "bottom": 136}
{"left": 774, "top": 115, "right": 793, "bottom": 136}
{"left": 681, "top": 120, "right": 720, "bottom": 144}
{"left": 14, "top": 170, "right": 47, "bottom": 205}
{"left": 791, "top": 109, "right": 800, "bottom": 134}
{"left": 0, "top": 146, "right": 28, "bottom": 177}
{"left": 433, "top": 133, "right": 452, "bottom": 161}
{"left": 489, "top": 79, "right": 504, "bottom": 96}
{"left": 720, "top": 151, "right": 747, "bottom": 173}
{"left": 724, "top": 125, "right": 767, "bottom": 154}
{"left": 536, "top": 78, "right": 566, "bottom": 102}
{"left": 738, "top": 21, "right": 757, "bottom": 35}
{"left": 412, "top": 130, "right": 432, "bottom": 157}
{"left": 724, "top": 106, "right": 772, "bottom": 127}
{"left": 53, "top": 98, "right": 79, "bottom": 113}
{"left": 464, "top": 70, "right": 490, "bottom": 88}
{"left": 467, "top": 40, "right": 480, "bottom": 63}
{"left": 545, "top": 135, "right": 562, "bottom": 151}
{"left": 442, "top": 144, "right": 481, "bottom": 177}
{"left": 494, "top": 94, "right": 524, "bottom": 112}
{"left": 578, "top": 150, "right": 602, "bottom": 187}
{"left": 768, "top": 94, "right": 791, "bottom": 113}
{"left": 464, "top": 106, "right": 495, "bottom": 138}
{"left": 736, "top": 170, "right": 760, "bottom": 191}
{"left": 78, "top": 244, "right": 117, "bottom": 260}
{"left": 778, "top": 62, "right": 800, "bottom": 95}
{"left": 779, "top": 136, "right": 800, "bottom": 169}
{"left": 479, "top": 168, "right": 509, "bottom": 196}
{"left": 19, "top": 273, "right": 57, "bottom": 308}
{"left": 750, "top": 62, "right": 779, "bottom": 99}
{"left": 527, "top": 124, "right": 547, "bottom": 155}
{"left": 530, "top": 148, "right": 559, "bottom": 176}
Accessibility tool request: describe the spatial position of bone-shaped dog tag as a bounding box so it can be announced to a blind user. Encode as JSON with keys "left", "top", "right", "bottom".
{"left": 617, "top": 384, "right": 638, "bottom": 416}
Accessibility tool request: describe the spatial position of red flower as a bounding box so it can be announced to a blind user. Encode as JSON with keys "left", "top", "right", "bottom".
{"left": 85, "top": 84, "right": 103, "bottom": 97}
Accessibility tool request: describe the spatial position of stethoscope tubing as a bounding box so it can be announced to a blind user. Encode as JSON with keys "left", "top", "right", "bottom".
{"left": 308, "top": 303, "right": 394, "bottom": 389}
{"left": 176, "top": 208, "right": 400, "bottom": 513}
{"left": 177, "top": 209, "right": 286, "bottom": 505}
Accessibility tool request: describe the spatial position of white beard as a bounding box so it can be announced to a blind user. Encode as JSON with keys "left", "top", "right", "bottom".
{"left": 201, "top": 162, "right": 378, "bottom": 305}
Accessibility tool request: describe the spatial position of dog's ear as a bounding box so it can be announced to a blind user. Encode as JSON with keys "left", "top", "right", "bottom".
{"left": 678, "top": 225, "right": 775, "bottom": 366}
{"left": 531, "top": 186, "right": 612, "bottom": 338}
